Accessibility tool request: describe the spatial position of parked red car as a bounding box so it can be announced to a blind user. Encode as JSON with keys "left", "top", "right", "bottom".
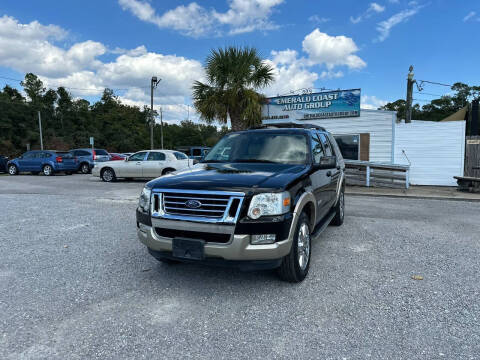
{"left": 109, "top": 153, "right": 127, "bottom": 161}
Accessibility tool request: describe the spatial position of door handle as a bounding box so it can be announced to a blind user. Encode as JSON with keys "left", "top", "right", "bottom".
{"left": 326, "top": 171, "right": 332, "bottom": 177}
{"left": 136, "top": 162, "right": 141, "bottom": 165}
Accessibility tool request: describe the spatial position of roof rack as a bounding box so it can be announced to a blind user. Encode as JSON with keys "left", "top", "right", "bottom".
{"left": 248, "top": 122, "right": 326, "bottom": 131}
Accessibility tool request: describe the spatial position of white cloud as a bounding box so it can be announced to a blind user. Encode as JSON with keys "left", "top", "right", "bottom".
{"left": 0, "top": 15, "right": 205, "bottom": 125}
{"left": 302, "top": 29, "right": 366, "bottom": 70}
{"left": 118, "top": 0, "right": 283, "bottom": 37}
{"left": 0, "top": 15, "right": 106, "bottom": 78}
{"left": 350, "top": 2, "right": 385, "bottom": 24}
{"left": 320, "top": 70, "right": 344, "bottom": 79}
{"left": 375, "top": 5, "right": 422, "bottom": 42}
{"left": 308, "top": 15, "right": 330, "bottom": 24}
{"left": 463, "top": 11, "right": 477, "bottom": 22}
{"left": 361, "top": 95, "right": 388, "bottom": 109}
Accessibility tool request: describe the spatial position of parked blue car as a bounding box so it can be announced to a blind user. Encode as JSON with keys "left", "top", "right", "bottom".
{"left": 70, "top": 148, "right": 111, "bottom": 174}
{"left": 7, "top": 150, "right": 78, "bottom": 176}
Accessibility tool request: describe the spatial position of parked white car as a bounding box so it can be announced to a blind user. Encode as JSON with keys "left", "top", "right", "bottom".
{"left": 92, "top": 150, "right": 191, "bottom": 182}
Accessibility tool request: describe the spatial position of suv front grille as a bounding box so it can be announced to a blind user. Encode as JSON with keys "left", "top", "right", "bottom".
{"left": 163, "top": 192, "right": 230, "bottom": 218}
{"left": 151, "top": 189, "right": 244, "bottom": 224}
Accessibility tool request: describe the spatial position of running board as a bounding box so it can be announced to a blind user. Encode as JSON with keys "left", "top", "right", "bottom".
{"left": 311, "top": 210, "right": 335, "bottom": 240}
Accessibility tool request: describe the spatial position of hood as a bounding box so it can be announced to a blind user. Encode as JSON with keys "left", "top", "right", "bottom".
{"left": 147, "top": 162, "right": 309, "bottom": 193}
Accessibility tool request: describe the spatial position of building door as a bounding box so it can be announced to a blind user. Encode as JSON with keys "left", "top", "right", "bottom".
{"left": 465, "top": 136, "right": 480, "bottom": 177}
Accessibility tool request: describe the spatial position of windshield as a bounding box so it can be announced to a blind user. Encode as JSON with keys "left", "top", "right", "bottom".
{"left": 203, "top": 132, "right": 308, "bottom": 164}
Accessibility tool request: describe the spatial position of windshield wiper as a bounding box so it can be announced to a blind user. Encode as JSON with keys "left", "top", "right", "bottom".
{"left": 233, "top": 159, "right": 278, "bottom": 164}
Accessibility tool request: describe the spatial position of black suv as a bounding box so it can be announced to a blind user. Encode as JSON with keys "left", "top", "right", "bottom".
{"left": 136, "top": 123, "right": 345, "bottom": 282}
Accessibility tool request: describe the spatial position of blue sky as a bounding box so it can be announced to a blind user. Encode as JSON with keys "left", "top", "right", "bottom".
{"left": 0, "top": 0, "right": 479, "bottom": 123}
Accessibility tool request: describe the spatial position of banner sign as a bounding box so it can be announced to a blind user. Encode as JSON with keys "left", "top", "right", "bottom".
{"left": 262, "top": 89, "right": 361, "bottom": 121}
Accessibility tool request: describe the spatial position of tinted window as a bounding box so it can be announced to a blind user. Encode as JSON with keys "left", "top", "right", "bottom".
{"left": 173, "top": 152, "right": 188, "bottom": 160}
{"left": 318, "top": 133, "right": 333, "bottom": 156}
{"left": 310, "top": 134, "right": 324, "bottom": 164}
{"left": 333, "top": 134, "right": 359, "bottom": 160}
{"left": 77, "top": 150, "right": 91, "bottom": 156}
{"left": 22, "top": 152, "right": 35, "bottom": 159}
{"left": 192, "top": 148, "right": 202, "bottom": 156}
{"left": 56, "top": 152, "right": 73, "bottom": 159}
{"left": 128, "top": 152, "right": 147, "bottom": 161}
{"left": 147, "top": 152, "right": 166, "bottom": 161}
{"left": 204, "top": 132, "right": 308, "bottom": 164}
{"left": 94, "top": 149, "right": 109, "bottom": 155}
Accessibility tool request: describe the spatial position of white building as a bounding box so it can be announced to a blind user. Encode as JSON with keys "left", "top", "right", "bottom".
{"left": 263, "top": 107, "right": 465, "bottom": 186}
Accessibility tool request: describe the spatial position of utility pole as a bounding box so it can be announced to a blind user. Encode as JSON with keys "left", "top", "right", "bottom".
{"left": 160, "top": 107, "right": 164, "bottom": 149}
{"left": 406, "top": 65, "right": 415, "bottom": 124}
{"left": 38, "top": 111, "right": 44, "bottom": 150}
{"left": 150, "top": 76, "right": 160, "bottom": 149}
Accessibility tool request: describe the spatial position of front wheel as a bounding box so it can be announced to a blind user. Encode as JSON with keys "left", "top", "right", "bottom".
{"left": 80, "top": 163, "right": 90, "bottom": 174}
{"left": 43, "top": 165, "right": 53, "bottom": 176}
{"left": 8, "top": 164, "right": 18, "bottom": 175}
{"left": 101, "top": 168, "right": 116, "bottom": 182}
{"left": 277, "top": 212, "right": 311, "bottom": 282}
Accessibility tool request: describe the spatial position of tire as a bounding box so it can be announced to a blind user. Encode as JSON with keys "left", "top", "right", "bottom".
{"left": 162, "top": 168, "right": 175, "bottom": 176}
{"left": 331, "top": 188, "right": 345, "bottom": 226}
{"left": 101, "top": 168, "right": 116, "bottom": 182}
{"left": 8, "top": 164, "right": 18, "bottom": 175}
{"left": 31, "top": 172, "right": 40, "bottom": 175}
{"left": 42, "top": 165, "right": 53, "bottom": 176}
{"left": 278, "top": 212, "right": 312, "bottom": 282}
{"left": 80, "top": 163, "right": 90, "bottom": 174}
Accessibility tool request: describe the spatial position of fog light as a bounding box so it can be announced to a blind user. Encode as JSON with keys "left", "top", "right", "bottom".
{"left": 251, "top": 234, "right": 276, "bottom": 245}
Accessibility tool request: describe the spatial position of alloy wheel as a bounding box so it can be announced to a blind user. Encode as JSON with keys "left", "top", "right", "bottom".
{"left": 8, "top": 165, "right": 17, "bottom": 175}
{"left": 43, "top": 165, "right": 52, "bottom": 176}
{"left": 81, "top": 164, "right": 89, "bottom": 174}
{"left": 339, "top": 192, "right": 345, "bottom": 220}
{"left": 297, "top": 222, "right": 311, "bottom": 271}
{"left": 103, "top": 169, "right": 113, "bottom": 182}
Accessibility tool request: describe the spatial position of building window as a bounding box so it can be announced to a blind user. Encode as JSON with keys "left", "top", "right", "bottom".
{"left": 334, "top": 134, "right": 360, "bottom": 160}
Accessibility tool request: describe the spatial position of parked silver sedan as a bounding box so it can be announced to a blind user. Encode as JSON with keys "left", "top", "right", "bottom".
{"left": 92, "top": 150, "right": 191, "bottom": 182}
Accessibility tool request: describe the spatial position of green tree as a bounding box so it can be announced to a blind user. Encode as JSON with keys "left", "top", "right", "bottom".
{"left": 192, "top": 46, "right": 274, "bottom": 131}
{"left": 21, "top": 73, "right": 45, "bottom": 107}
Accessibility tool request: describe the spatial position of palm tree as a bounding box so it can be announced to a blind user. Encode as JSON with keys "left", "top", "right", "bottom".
{"left": 192, "top": 47, "right": 274, "bottom": 131}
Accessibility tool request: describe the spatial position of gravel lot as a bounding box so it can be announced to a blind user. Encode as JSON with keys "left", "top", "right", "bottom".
{"left": 1, "top": 174, "right": 479, "bottom": 359}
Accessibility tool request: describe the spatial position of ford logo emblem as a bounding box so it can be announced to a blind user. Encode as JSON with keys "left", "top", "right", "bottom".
{"left": 185, "top": 200, "right": 202, "bottom": 209}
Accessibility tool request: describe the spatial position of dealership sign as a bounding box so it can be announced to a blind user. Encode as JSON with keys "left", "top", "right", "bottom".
{"left": 262, "top": 89, "right": 361, "bottom": 121}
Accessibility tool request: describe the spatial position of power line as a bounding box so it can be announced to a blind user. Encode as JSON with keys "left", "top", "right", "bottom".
{"left": 417, "top": 79, "right": 452, "bottom": 87}
{"left": 414, "top": 91, "right": 448, "bottom": 97}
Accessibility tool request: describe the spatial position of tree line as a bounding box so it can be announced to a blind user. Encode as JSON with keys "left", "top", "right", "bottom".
{"left": 0, "top": 73, "right": 228, "bottom": 157}
{"left": 379, "top": 82, "right": 480, "bottom": 126}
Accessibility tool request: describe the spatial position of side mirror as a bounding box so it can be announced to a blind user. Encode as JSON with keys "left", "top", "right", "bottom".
{"left": 313, "top": 155, "right": 337, "bottom": 170}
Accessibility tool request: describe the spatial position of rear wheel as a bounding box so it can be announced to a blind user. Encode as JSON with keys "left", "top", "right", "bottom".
{"left": 101, "top": 168, "right": 116, "bottom": 182}
{"left": 80, "top": 163, "right": 90, "bottom": 174}
{"left": 42, "top": 165, "right": 53, "bottom": 176}
{"left": 8, "top": 164, "right": 18, "bottom": 175}
{"left": 162, "top": 168, "right": 175, "bottom": 176}
{"left": 331, "top": 189, "right": 345, "bottom": 226}
{"left": 278, "top": 212, "right": 311, "bottom": 282}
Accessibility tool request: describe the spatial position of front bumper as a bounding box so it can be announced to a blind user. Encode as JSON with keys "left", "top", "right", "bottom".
{"left": 137, "top": 222, "right": 292, "bottom": 261}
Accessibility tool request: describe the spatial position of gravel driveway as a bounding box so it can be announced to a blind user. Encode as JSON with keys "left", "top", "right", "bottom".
{"left": 1, "top": 174, "right": 479, "bottom": 359}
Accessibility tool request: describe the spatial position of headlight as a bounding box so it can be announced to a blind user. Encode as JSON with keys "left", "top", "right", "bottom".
{"left": 138, "top": 187, "right": 152, "bottom": 212}
{"left": 247, "top": 192, "right": 291, "bottom": 219}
